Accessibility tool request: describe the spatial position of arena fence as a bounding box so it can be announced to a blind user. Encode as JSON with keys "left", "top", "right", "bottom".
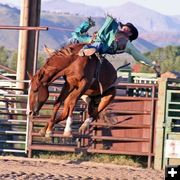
{"left": 0, "top": 74, "right": 158, "bottom": 168}
{"left": 0, "top": 79, "right": 29, "bottom": 153}
{"left": 27, "top": 80, "right": 158, "bottom": 168}
{"left": 4, "top": 65, "right": 180, "bottom": 169}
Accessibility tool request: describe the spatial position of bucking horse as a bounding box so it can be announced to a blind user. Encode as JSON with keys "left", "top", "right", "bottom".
{"left": 28, "top": 43, "right": 117, "bottom": 137}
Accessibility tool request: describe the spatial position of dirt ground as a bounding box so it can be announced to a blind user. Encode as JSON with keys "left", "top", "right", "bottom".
{"left": 0, "top": 156, "right": 164, "bottom": 180}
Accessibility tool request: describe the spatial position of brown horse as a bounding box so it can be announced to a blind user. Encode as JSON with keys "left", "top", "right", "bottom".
{"left": 28, "top": 43, "right": 117, "bottom": 137}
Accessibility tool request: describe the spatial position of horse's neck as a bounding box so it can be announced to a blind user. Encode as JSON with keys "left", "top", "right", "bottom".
{"left": 41, "top": 55, "right": 76, "bottom": 84}
{"left": 39, "top": 44, "right": 84, "bottom": 84}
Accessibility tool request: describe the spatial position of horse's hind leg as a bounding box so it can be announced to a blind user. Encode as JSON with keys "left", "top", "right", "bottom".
{"left": 79, "top": 87, "right": 116, "bottom": 133}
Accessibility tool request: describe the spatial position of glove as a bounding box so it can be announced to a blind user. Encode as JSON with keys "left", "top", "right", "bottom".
{"left": 152, "top": 61, "right": 161, "bottom": 77}
{"left": 87, "top": 17, "right": 95, "bottom": 27}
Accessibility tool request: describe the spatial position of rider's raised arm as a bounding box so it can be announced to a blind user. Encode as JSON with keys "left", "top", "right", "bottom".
{"left": 74, "top": 17, "right": 95, "bottom": 34}
{"left": 70, "top": 17, "right": 96, "bottom": 44}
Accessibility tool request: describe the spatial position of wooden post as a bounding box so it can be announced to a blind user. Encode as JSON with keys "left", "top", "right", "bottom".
{"left": 16, "top": 0, "right": 41, "bottom": 90}
{"left": 154, "top": 78, "right": 167, "bottom": 170}
{"left": 16, "top": 0, "right": 29, "bottom": 90}
{"left": 26, "top": 0, "right": 41, "bottom": 77}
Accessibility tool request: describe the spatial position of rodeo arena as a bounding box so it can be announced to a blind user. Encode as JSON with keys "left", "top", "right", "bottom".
{"left": 0, "top": 1, "right": 179, "bottom": 180}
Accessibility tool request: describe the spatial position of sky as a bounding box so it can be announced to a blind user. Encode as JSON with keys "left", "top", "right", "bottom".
{"left": 0, "top": 0, "right": 180, "bottom": 16}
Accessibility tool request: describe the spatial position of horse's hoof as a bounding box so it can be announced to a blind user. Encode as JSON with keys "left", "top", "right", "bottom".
{"left": 45, "top": 131, "right": 53, "bottom": 138}
{"left": 39, "top": 128, "right": 46, "bottom": 136}
{"left": 63, "top": 131, "right": 72, "bottom": 137}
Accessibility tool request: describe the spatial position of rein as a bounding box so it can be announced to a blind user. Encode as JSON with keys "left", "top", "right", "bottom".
{"left": 95, "top": 53, "right": 104, "bottom": 94}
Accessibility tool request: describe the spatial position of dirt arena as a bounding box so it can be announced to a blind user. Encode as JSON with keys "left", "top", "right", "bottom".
{"left": 0, "top": 156, "right": 164, "bottom": 180}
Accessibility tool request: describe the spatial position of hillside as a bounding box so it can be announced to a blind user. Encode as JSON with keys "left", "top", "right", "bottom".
{"left": 0, "top": 1, "right": 179, "bottom": 51}
{"left": 41, "top": 0, "right": 105, "bottom": 17}
{"left": 106, "top": 2, "right": 180, "bottom": 47}
{"left": 0, "top": 4, "right": 19, "bottom": 49}
{"left": 107, "top": 2, "right": 180, "bottom": 32}
{"left": 41, "top": 1, "right": 180, "bottom": 47}
{"left": 39, "top": 12, "right": 105, "bottom": 50}
{"left": 0, "top": 3, "right": 158, "bottom": 52}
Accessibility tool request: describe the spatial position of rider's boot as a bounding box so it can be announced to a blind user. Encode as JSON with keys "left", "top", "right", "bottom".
{"left": 78, "top": 48, "right": 96, "bottom": 56}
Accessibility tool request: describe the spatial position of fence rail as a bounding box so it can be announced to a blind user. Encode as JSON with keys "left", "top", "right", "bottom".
{"left": 26, "top": 81, "right": 158, "bottom": 168}
{"left": 0, "top": 71, "right": 159, "bottom": 168}
{"left": 0, "top": 79, "right": 29, "bottom": 154}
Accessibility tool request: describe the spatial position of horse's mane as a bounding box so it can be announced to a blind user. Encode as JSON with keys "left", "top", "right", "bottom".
{"left": 33, "top": 43, "right": 87, "bottom": 83}
{"left": 48, "top": 43, "right": 86, "bottom": 58}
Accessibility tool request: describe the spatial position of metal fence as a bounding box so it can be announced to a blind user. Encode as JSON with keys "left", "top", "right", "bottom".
{"left": 0, "top": 65, "right": 159, "bottom": 168}
{"left": 27, "top": 81, "right": 158, "bottom": 168}
{"left": 154, "top": 78, "right": 180, "bottom": 169}
{"left": 0, "top": 79, "right": 29, "bottom": 153}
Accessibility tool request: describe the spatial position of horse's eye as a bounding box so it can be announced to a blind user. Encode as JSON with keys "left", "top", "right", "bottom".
{"left": 30, "top": 82, "right": 40, "bottom": 93}
{"left": 33, "top": 89, "right": 38, "bottom": 93}
{"left": 29, "top": 85, "right": 38, "bottom": 93}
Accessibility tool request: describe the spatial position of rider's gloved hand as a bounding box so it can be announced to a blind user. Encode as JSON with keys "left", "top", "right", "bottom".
{"left": 152, "top": 61, "right": 161, "bottom": 77}
{"left": 87, "top": 17, "right": 95, "bottom": 27}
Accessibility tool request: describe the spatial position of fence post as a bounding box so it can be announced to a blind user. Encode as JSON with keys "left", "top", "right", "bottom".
{"left": 16, "top": 0, "right": 29, "bottom": 90}
{"left": 16, "top": 0, "right": 41, "bottom": 90}
{"left": 154, "top": 78, "right": 167, "bottom": 170}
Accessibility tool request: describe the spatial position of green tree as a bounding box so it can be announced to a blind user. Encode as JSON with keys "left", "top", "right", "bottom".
{"left": 0, "top": 46, "right": 9, "bottom": 67}
{"left": 37, "top": 53, "right": 46, "bottom": 69}
{"left": 10, "top": 51, "right": 18, "bottom": 70}
{"left": 140, "top": 45, "right": 180, "bottom": 73}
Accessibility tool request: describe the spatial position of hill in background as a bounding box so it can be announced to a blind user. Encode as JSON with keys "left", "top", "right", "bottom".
{"left": 41, "top": 1, "right": 180, "bottom": 47}
{"left": 42, "top": 0, "right": 105, "bottom": 17}
{"left": 0, "top": 1, "right": 179, "bottom": 72}
{"left": 0, "top": 1, "right": 179, "bottom": 52}
{"left": 0, "top": 3, "right": 159, "bottom": 53}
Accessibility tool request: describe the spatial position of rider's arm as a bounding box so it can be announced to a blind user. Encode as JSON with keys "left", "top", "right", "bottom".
{"left": 124, "top": 41, "right": 154, "bottom": 68}
{"left": 74, "top": 17, "right": 95, "bottom": 34}
{"left": 75, "top": 21, "right": 91, "bottom": 34}
{"left": 70, "top": 18, "right": 95, "bottom": 43}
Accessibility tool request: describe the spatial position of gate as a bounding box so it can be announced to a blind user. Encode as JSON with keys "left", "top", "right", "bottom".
{"left": 0, "top": 79, "right": 29, "bottom": 153}
{"left": 154, "top": 78, "right": 180, "bottom": 169}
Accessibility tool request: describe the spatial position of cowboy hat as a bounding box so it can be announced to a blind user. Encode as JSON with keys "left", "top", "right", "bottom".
{"left": 119, "top": 22, "right": 138, "bottom": 41}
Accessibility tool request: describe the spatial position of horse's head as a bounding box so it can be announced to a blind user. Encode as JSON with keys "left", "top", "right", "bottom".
{"left": 27, "top": 43, "right": 86, "bottom": 117}
{"left": 28, "top": 72, "right": 49, "bottom": 117}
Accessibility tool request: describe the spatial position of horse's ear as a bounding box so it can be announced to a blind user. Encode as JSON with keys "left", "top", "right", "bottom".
{"left": 27, "top": 71, "right": 33, "bottom": 80}
{"left": 44, "top": 44, "right": 55, "bottom": 56}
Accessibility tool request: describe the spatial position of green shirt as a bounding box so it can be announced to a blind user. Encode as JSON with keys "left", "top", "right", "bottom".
{"left": 95, "top": 16, "right": 118, "bottom": 53}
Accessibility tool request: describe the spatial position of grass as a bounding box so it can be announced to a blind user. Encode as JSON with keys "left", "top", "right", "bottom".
{"left": 32, "top": 151, "right": 146, "bottom": 167}
{"left": 0, "top": 150, "right": 148, "bottom": 168}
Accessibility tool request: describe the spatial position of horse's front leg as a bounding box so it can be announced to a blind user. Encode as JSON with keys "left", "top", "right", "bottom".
{"left": 51, "top": 79, "right": 89, "bottom": 137}
{"left": 39, "top": 82, "right": 74, "bottom": 137}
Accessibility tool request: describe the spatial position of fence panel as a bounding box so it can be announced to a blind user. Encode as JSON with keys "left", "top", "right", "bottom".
{"left": 27, "top": 81, "right": 158, "bottom": 168}
{"left": 0, "top": 80, "right": 29, "bottom": 153}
